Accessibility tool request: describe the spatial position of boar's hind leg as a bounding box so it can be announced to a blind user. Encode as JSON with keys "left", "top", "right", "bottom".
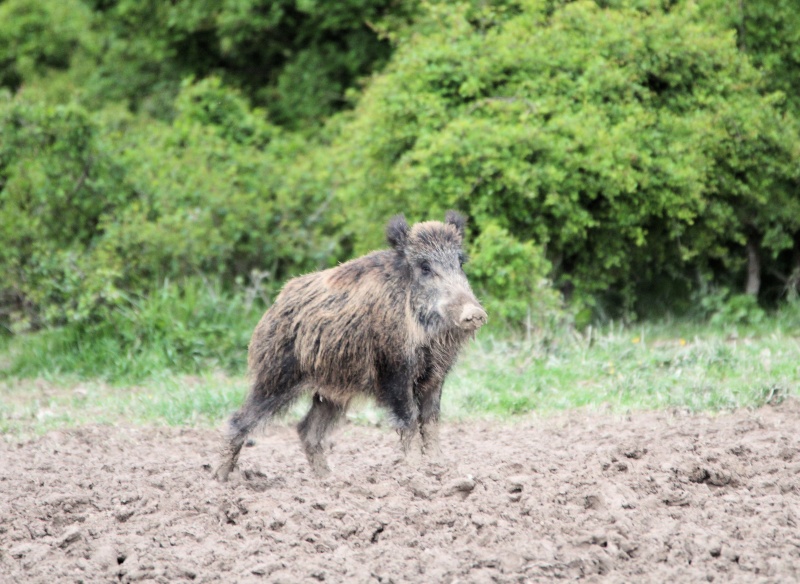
{"left": 298, "top": 394, "right": 348, "bottom": 477}
{"left": 214, "top": 390, "right": 298, "bottom": 482}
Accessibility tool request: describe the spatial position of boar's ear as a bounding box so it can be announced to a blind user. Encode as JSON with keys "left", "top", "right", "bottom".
{"left": 386, "top": 214, "right": 410, "bottom": 251}
{"left": 445, "top": 210, "right": 467, "bottom": 239}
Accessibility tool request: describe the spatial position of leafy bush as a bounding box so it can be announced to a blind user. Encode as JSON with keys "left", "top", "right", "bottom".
{"left": 467, "top": 223, "right": 563, "bottom": 327}
{"left": 105, "top": 78, "right": 339, "bottom": 287}
{"left": 698, "top": 0, "right": 800, "bottom": 117}
{"left": 329, "top": 0, "right": 800, "bottom": 319}
{"left": 701, "top": 290, "right": 766, "bottom": 327}
{"left": 4, "top": 279, "right": 262, "bottom": 381}
{"left": 0, "top": 0, "right": 93, "bottom": 92}
{"left": 0, "top": 80, "right": 338, "bottom": 330}
{"left": 69, "top": 0, "right": 414, "bottom": 124}
{"left": 0, "top": 94, "right": 133, "bottom": 329}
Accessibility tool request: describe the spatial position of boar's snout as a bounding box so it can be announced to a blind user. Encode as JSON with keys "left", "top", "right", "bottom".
{"left": 459, "top": 303, "right": 487, "bottom": 331}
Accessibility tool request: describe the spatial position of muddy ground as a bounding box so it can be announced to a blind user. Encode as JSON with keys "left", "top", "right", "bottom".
{"left": 2, "top": 400, "right": 800, "bottom": 583}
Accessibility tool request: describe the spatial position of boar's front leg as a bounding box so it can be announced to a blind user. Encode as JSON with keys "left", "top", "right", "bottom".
{"left": 379, "top": 366, "right": 419, "bottom": 456}
{"left": 417, "top": 377, "right": 445, "bottom": 459}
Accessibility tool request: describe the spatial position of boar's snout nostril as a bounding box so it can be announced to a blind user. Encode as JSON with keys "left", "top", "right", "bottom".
{"left": 459, "top": 305, "right": 487, "bottom": 331}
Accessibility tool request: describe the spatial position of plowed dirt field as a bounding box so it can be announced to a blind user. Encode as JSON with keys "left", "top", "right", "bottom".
{"left": 3, "top": 401, "right": 800, "bottom": 583}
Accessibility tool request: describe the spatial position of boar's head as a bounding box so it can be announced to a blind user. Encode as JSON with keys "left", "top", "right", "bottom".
{"left": 387, "top": 211, "right": 487, "bottom": 335}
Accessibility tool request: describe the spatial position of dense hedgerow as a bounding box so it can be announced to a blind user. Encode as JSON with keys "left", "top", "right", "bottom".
{"left": 327, "top": 1, "right": 800, "bottom": 318}
{"left": 1, "top": 0, "right": 800, "bottom": 351}
{"left": 0, "top": 79, "right": 340, "bottom": 331}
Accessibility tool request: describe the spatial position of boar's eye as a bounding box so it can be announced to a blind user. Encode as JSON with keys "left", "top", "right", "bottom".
{"left": 420, "top": 260, "right": 432, "bottom": 275}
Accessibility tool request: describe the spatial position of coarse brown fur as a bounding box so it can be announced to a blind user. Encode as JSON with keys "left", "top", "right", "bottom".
{"left": 214, "top": 211, "right": 487, "bottom": 480}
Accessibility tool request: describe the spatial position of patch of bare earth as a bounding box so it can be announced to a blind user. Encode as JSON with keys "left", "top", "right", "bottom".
{"left": 2, "top": 401, "right": 800, "bottom": 583}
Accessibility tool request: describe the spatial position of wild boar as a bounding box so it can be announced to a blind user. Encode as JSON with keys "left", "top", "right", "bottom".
{"left": 214, "top": 211, "right": 487, "bottom": 480}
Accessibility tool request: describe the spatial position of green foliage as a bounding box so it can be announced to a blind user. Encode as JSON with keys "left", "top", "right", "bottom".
{"left": 106, "top": 78, "right": 339, "bottom": 286}
{"left": 467, "top": 223, "right": 562, "bottom": 326}
{"left": 0, "top": 94, "right": 132, "bottom": 328}
{"left": 698, "top": 0, "right": 800, "bottom": 117}
{"left": 173, "top": 76, "right": 277, "bottom": 147}
{"left": 4, "top": 279, "right": 260, "bottom": 382}
{"left": 776, "top": 298, "right": 800, "bottom": 329}
{"left": 711, "top": 295, "right": 766, "bottom": 327}
{"left": 0, "top": 0, "right": 94, "bottom": 92}
{"left": 70, "top": 0, "right": 416, "bottom": 125}
{"left": 330, "top": 0, "right": 800, "bottom": 318}
{"left": 0, "top": 80, "right": 336, "bottom": 330}
{"left": 700, "top": 290, "right": 766, "bottom": 327}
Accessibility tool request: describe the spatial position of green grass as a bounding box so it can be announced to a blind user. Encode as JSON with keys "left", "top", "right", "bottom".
{"left": 0, "top": 373, "right": 241, "bottom": 437}
{"left": 2, "top": 310, "right": 800, "bottom": 439}
{"left": 443, "top": 320, "right": 800, "bottom": 418}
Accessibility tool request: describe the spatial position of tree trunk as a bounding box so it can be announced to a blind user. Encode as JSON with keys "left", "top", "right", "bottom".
{"left": 790, "top": 233, "right": 800, "bottom": 300}
{"left": 745, "top": 235, "right": 761, "bottom": 296}
{"left": 794, "top": 233, "right": 800, "bottom": 274}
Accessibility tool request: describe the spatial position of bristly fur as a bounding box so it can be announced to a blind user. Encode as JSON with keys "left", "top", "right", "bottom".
{"left": 386, "top": 214, "right": 410, "bottom": 251}
{"left": 214, "top": 211, "right": 486, "bottom": 481}
{"left": 445, "top": 210, "right": 467, "bottom": 238}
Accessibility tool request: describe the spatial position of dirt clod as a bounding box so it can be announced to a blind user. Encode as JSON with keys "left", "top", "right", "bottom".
{"left": 443, "top": 476, "right": 476, "bottom": 497}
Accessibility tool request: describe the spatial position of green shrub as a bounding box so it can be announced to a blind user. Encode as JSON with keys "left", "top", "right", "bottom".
{"left": 103, "top": 79, "right": 339, "bottom": 291}
{"left": 172, "top": 76, "right": 277, "bottom": 148}
{"left": 0, "top": 79, "right": 339, "bottom": 331}
{"left": 467, "top": 223, "right": 563, "bottom": 328}
{"left": 4, "top": 278, "right": 261, "bottom": 382}
{"left": 0, "top": 95, "right": 133, "bottom": 329}
{"left": 698, "top": 0, "right": 800, "bottom": 117}
{"left": 702, "top": 291, "right": 766, "bottom": 327}
{"left": 70, "top": 0, "right": 412, "bottom": 124}
{"left": 716, "top": 295, "right": 766, "bottom": 327}
{"left": 0, "top": 0, "right": 93, "bottom": 92}
{"left": 329, "top": 0, "right": 800, "bottom": 319}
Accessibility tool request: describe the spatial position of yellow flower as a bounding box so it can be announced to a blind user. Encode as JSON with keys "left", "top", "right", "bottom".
{"left": 632, "top": 336, "right": 640, "bottom": 344}
{"left": 679, "top": 338, "right": 687, "bottom": 346}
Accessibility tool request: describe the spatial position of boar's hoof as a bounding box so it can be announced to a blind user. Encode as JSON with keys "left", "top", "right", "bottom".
{"left": 308, "top": 458, "right": 331, "bottom": 478}
{"left": 459, "top": 305, "right": 488, "bottom": 331}
{"left": 213, "top": 462, "right": 236, "bottom": 482}
{"left": 422, "top": 443, "right": 443, "bottom": 462}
